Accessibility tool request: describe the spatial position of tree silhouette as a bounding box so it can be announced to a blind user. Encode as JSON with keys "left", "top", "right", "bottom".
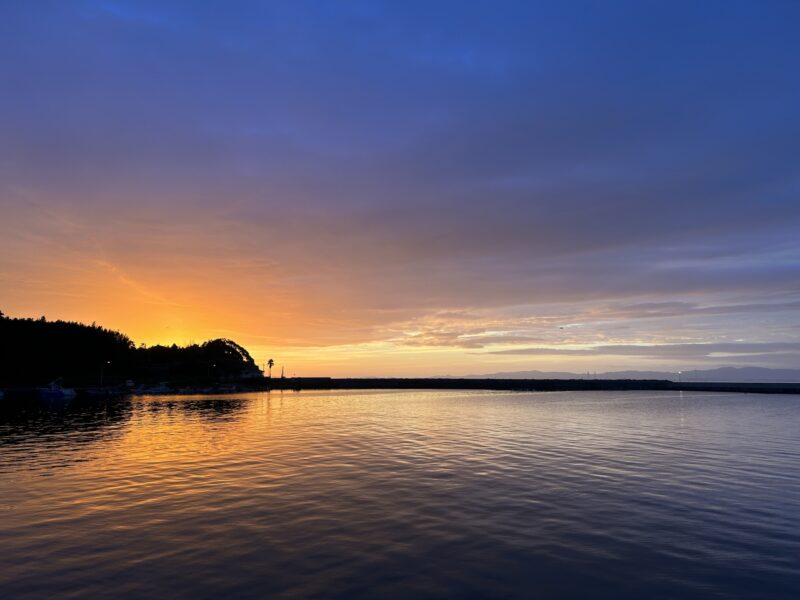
{"left": 0, "top": 313, "right": 262, "bottom": 386}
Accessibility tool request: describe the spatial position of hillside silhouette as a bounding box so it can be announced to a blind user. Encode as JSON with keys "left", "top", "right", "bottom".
{"left": 0, "top": 312, "right": 261, "bottom": 387}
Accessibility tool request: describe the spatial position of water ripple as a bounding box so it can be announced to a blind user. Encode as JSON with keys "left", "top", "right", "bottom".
{"left": 1, "top": 390, "right": 799, "bottom": 598}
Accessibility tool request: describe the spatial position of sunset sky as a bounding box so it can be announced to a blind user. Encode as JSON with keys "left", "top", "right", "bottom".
{"left": 2, "top": 1, "right": 799, "bottom": 376}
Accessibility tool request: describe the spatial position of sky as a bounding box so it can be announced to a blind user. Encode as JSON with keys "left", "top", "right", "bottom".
{"left": 1, "top": 0, "right": 799, "bottom": 376}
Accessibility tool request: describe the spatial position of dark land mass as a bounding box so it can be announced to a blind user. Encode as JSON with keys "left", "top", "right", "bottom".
{"left": 0, "top": 312, "right": 260, "bottom": 387}
{"left": 7, "top": 377, "right": 800, "bottom": 397}
{"left": 2, "top": 312, "right": 799, "bottom": 395}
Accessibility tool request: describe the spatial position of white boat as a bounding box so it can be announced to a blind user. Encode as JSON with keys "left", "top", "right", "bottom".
{"left": 38, "top": 380, "right": 77, "bottom": 400}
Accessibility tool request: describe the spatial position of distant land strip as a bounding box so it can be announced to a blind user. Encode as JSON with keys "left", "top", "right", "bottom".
{"left": 265, "top": 378, "right": 800, "bottom": 394}
{"left": 6, "top": 378, "right": 800, "bottom": 398}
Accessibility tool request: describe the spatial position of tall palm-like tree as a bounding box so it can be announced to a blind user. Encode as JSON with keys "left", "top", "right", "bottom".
{"left": 267, "top": 358, "right": 274, "bottom": 378}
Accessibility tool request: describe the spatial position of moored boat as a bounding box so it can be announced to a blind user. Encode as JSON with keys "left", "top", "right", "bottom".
{"left": 38, "top": 379, "right": 77, "bottom": 400}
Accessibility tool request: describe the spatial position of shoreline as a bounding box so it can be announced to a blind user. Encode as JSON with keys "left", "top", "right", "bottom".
{"left": 280, "top": 378, "right": 800, "bottom": 394}
{"left": 4, "top": 378, "right": 800, "bottom": 398}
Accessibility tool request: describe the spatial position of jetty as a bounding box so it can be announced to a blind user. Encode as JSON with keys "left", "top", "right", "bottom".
{"left": 263, "top": 378, "right": 800, "bottom": 394}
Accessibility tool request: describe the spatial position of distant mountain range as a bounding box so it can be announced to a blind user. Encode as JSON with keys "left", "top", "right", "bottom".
{"left": 457, "top": 367, "right": 800, "bottom": 383}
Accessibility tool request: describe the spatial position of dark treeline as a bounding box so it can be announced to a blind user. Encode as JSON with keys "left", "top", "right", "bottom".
{"left": 0, "top": 312, "right": 261, "bottom": 387}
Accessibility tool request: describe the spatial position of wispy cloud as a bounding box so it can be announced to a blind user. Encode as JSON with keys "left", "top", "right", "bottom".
{"left": 490, "top": 342, "right": 800, "bottom": 358}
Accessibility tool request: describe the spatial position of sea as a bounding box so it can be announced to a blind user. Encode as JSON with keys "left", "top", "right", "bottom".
{"left": 1, "top": 390, "right": 799, "bottom": 598}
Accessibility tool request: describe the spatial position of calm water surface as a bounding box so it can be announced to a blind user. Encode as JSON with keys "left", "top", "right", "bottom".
{"left": 1, "top": 390, "right": 799, "bottom": 599}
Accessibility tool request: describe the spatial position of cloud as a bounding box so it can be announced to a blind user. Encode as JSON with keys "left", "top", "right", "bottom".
{"left": 1, "top": 1, "right": 799, "bottom": 372}
{"left": 490, "top": 342, "right": 800, "bottom": 358}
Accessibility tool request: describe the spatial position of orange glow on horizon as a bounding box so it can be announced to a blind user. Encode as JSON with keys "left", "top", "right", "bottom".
{"left": 3, "top": 203, "right": 794, "bottom": 377}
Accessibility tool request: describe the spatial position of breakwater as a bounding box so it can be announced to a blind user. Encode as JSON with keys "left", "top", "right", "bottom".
{"left": 268, "top": 378, "right": 800, "bottom": 394}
